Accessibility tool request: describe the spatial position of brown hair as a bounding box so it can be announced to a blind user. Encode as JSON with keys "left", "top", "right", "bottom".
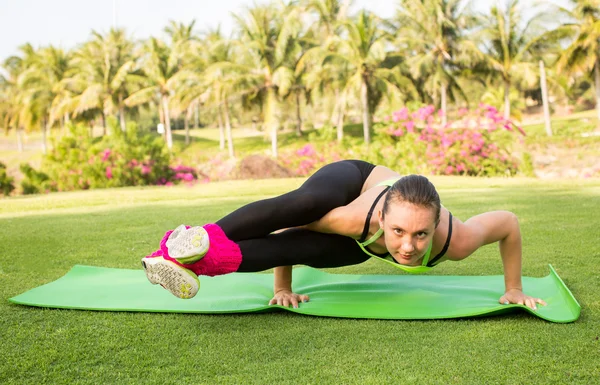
{"left": 382, "top": 175, "right": 441, "bottom": 226}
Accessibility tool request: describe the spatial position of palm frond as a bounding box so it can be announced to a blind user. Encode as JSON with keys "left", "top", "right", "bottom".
{"left": 124, "top": 86, "right": 158, "bottom": 107}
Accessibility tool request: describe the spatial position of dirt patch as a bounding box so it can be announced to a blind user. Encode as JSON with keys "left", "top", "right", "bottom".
{"left": 529, "top": 143, "right": 600, "bottom": 179}
{"left": 233, "top": 155, "right": 294, "bottom": 179}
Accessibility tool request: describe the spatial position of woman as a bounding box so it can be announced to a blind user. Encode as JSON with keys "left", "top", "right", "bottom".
{"left": 142, "top": 160, "right": 546, "bottom": 310}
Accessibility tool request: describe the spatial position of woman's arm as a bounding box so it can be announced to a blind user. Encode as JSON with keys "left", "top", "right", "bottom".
{"left": 267, "top": 227, "right": 312, "bottom": 308}
{"left": 273, "top": 265, "right": 293, "bottom": 293}
{"left": 447, "top": 211, "right": 546, "bottom": 310}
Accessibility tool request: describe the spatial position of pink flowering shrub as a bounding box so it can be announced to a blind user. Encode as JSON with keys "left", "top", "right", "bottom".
{"left": 368, "top": 104, "right": 524, "bottom": 176}
{"left": 273, "top": 105, "right": 524, "bottom": 179}
{"left": 279, "top": 142, "right": 344, "bottom": 176}
{"left": 20, "top": 119, "right": 200, "bottom": 194}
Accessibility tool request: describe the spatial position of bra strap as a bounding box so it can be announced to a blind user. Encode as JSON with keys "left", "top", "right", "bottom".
{"left": 360, "top": 228, "right": 384, "bottom": 247}
{"left": 359, "top": 186, "right": 390, "bottom": 242}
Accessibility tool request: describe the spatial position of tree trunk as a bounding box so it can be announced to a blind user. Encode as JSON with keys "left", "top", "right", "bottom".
{"left": 162, "top": 94, "right": 173, "bottom": 150}
{"left": 194, "top": 100, "right": 199, "bottom": 130}
{"left": 184, "top": 112, "right": 190, "bottom": 146}
{"left": 101, "top": 111, "right": 107, "bottom": 136}
{"left": 17, "top": 127, "right": 23, "bottom": 153}
{"left": 595, "top": 59, "right": 600, "bottom": 130}
{"left": 295, "top": 91, "right": 303, "bottom": 136}
{"left": 223, "top": 98, "right": 235, "bottom": 159}
{"left": 539, "top": 60, "right": 552, "bottom": 137}
{"left": 217, "top": 104, "right": 225, "bottom": 151}
{"left": 118, "top": 94, "right": 126, "bottom": 132}
{"left": 266, "top": 87, "right": 278, "bottom": 158}
{"left": 360, "top": 78, "right": 371, "bottom": 144}
{"left": 63, "top": 112, "right": 70, "bottom": 136}
{"left": 158, "top": 101, "right": 165, "bottom": 125}
{"left": 41, "top": 118, "right": 48, "bottom": 155}
{"left": 503, "top": 79, "right": 510, "bottom": 120}
{"left": 337, "top": 90, "right": 346, "bottom": 143}
{"left": 440, "top": 81, "right": 447, "bottom": 126}
{"left": 330, "top": 88, "right": 340, "bottom": 126}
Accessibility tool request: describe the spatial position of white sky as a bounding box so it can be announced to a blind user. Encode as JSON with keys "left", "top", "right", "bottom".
{"left": 0, "top": 0, "right": 570, "bottom": 61}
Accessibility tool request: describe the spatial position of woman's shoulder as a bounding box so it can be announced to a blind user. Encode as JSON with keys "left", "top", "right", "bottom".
{"left": 361, "top": 166, "right": 402, "bottom": 193}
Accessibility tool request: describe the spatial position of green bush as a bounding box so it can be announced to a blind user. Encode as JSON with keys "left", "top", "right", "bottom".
{"left": 38, "top": 119, "right": 174, "bottom": 191}
{"left": 19, "top": 118, "right": 199, "bottom": 195}
{"left": 519, "top": 152, "right": 536, "bottom": 177}
{"left": 0, "top": 162, "right": 15, "bottom": 196}
{"left": 20, "top": 163, "right": 50, "bottom": 195}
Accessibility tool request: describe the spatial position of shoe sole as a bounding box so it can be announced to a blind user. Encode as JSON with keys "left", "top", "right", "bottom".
{"left": 141, "top": 257, "right": 199, "bottom": 299}
{"left": 166, "top": 226, "right": 210, "bottom": 264}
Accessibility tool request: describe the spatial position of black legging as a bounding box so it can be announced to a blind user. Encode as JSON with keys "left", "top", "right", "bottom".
{"left": 215, "top": 160, "right": 376, "bottom": 272}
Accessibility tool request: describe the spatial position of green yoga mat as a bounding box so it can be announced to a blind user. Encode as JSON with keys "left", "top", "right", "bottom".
{"left": 9, "top": 265, "right": 580, "bottom": 323}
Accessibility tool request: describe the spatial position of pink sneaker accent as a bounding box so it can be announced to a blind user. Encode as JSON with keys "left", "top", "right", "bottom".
{"left": 146, "top": 247, "right": 164, "bottom": 258}
{"left": 149, "top": 224, "right": 242, "bottom": 277}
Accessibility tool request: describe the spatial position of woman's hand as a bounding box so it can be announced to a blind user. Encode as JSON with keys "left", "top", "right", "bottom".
{"left": 499, "top": 288, "right": 547, "bottom": 310}
{"left": 268, "top": 289, "right": 309, "bottom": 309}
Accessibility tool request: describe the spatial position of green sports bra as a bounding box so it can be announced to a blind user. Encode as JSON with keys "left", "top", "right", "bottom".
{"left": 355, "top": 178, "right": 435, "bottom": 274}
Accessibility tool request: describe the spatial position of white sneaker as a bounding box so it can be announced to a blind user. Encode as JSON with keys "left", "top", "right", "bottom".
{"left": 165, "top": 225, "right": 210, "bottom": 264}
{"left": 141, "top": 256, "right": 199, "bottom": 299}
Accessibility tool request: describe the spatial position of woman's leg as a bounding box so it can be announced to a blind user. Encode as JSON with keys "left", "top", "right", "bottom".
{"left": 236, "top": 228, "right": 370, "bottom": 272}
{"left": 141, "top": 160, "right": 375, "bottom": 297}
{"left": 216, "top": 160, "right": 375, "bottom": 241}
{"left": 142, "top": 227, "right": 370, "bottom": 298}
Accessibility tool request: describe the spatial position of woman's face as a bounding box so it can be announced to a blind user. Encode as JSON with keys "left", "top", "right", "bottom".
{"left": 378, "top": 201, "right": 437, "bottom": 266}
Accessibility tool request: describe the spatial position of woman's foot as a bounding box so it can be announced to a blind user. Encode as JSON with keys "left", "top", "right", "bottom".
{"left": 141, "top": 255, "right": 199, "bottom": 299}
{"left": 141, "top": 223, "right": 242, "bottom": 298}
{"left": 165, "top": 225, "right": 210, "bottom": 263}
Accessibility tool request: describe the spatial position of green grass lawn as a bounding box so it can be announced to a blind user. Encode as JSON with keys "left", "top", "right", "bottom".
{"left": 1, "top": 177, "right": 599, "bottom": 384}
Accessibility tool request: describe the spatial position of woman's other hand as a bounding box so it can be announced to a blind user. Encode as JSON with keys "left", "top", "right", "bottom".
{"left": 499, "top": 288, "right": 547, "bottom": 310}
{"left": 268, "top": 290, "right": 309, "bottom": 309}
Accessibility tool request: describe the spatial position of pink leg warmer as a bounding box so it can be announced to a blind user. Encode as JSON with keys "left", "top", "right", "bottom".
{"left": 146, "top": 224, "right": 242, "bottom": 277}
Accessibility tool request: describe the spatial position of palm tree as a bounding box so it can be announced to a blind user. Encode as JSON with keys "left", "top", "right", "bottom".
{"left": 278, "top": 22, "right": 316, "bottom": 137}
{"left": 282, "top": 53, "right": 310, "bottom": 136}
{"left": 233, "top": 2, "right": 304, "bottom": 158}
{"left": 302, "top": 0, "right": 353, "bottom": 141}
{"left": 2, "top": 44, "right": 68, "bottom": 154}
{"left": 18, "top": 45, "right": 72, "bottom": 153}
{"left": 394, "top": 0, "right": 473, "bottom": 125}
{"left": 165, "top": 20, "right": 197, "bottom": 44}
{"left": 126, "top": 36, "right": 187, "bottom": 149}
{"left": 173, "top": 28, "right": 237, "bottom": 155}
{"left": 180, "top": 29, "right": 268, "bottom": 158}
{"left": 554, "top": 0, "right": 600, "bottom": 125}
{"left": 330, "top": 11, "right": 406, "bottom": 144}
{"left": 69, "top": 29, "right": 137, "bottom": 134}
{"left": 199, "top": 32, "right": 241, "bottom": 157}
{"left": 303, "top": 53, "right": 353, "bottom": 141}
{"left": 303, "top": 0, "right": 347, "bottom": 36}
{"left": 473, "top": 0, "right": 547, "bottom": 119}
{"left": 165, "top": 20, "right": 199, "bottom": 145}
{"left": 0, "top": 77, "right": 8, "bottom": 134}
{"left": 0, "top": 59, "right": 25, "bottom": 152}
